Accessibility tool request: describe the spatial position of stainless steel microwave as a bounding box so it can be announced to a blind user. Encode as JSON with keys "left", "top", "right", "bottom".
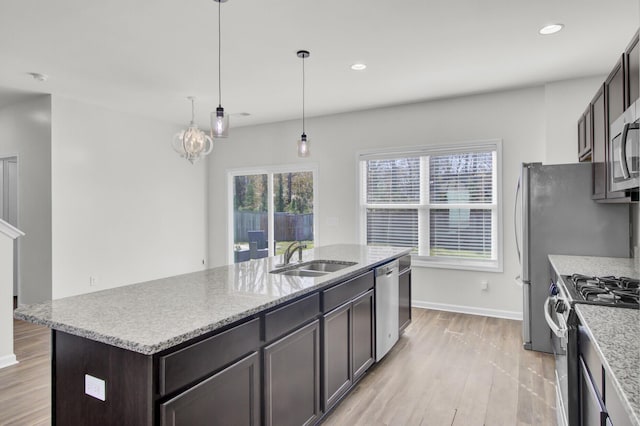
{"left": 610, "top": 100, "right": 640, "bottom": 192}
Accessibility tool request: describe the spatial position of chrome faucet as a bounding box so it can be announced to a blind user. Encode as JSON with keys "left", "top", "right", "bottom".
{"left": 283, "top": 241, "right": 306, "bottom": 265}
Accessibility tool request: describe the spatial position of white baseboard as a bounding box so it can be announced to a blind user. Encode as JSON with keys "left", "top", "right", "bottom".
{"left": 0, "top": 354, "right": 18, "bottom": 369}
{"left": 412, "top": 300, "right": 523, "bottom": 321}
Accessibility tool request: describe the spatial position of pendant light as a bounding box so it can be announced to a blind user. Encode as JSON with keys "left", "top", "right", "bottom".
{"left": 211, "top": 0, "right": 229, "bottom": 138}
{"left": 297, "top": 50, "right": 310, "bottom": 157}
{"left": 172, "top": 97, "right": 213, "bottom": 164}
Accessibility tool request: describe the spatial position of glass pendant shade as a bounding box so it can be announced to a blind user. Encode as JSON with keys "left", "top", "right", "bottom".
{"left": 297, "top": 133, "right": 310, "bottom": 158}
{"left": 211, "top": 106, "right": 229, "bottom": 138}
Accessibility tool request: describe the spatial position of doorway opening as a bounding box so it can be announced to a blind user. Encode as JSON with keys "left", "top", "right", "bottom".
{"left": 0, "top": 156, "right": 19, "bottom": 307}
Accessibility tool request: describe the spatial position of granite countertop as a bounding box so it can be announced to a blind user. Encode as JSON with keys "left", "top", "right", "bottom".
{"left": 575, "top": 304, "right": 640, "bottom": 426}
{"left": 548, "top": 254, "right": 639, "bottom": 278}
{"left": 14, "top": 244, "right": 410, "bottom": 355}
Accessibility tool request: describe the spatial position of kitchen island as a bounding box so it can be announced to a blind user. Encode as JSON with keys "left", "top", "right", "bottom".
{"left": 14, "top": 244, "right": 411, "bottom": 425}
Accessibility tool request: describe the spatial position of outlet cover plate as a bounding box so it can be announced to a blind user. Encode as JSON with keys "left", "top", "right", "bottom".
{"left": 85, "top": 374, "right": 106, "bottom": 401}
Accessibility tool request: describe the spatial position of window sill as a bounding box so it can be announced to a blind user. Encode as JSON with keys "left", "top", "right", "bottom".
{"left": 411, "top": 256, "right": 503, "bottom": 273}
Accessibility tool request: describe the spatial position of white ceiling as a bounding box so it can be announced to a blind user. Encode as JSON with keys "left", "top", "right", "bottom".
{"left": 0, "top": 0, "right": 638, "bottom": 129}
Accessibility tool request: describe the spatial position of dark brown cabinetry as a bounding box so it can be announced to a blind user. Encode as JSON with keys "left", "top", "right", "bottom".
{"left": 603, "top": 57, "right": 629, "bottom": 201}
{"left": 578, "top": 105, "right": 593, "bottom": 162}
{"left": 625, "top": 31, "right": 640, "bottom": 107}
{"left": 264, "top": 319, "right": 321, "bottom": 426}
{"left": 50, "top": 257, "right": 410, "bottom": 426}
{"left": 578, "top": 29, "right": 639, "bottom": 202}
{"left": 322, "top": 286, "right": 374, "bottom": 411}
{"left": 160, "top": 351, "right": 260, "bottom": 426}
{"left": 352, "top": 290, "right": 375, "bottom": 380}
{"left": 592, "top": 86, "right": 607, "bottom": 200}
{"left": 578, "top": 326, "right": 633, "bottom": 426}
{"left": 323, "top": 302, "right": 352, "bottom": 409}
{"left": 399, "top": 268, "right": 411, "bottom": 333}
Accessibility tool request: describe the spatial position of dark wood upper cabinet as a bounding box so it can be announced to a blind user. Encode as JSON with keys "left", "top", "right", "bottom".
{"left": 591, "top": 85, "right": 607, "bottom": 200}
{"left": 578, "top": 114, "right": 587, "bottom": 162}
{"left": 580, "top": 104, "right": 593, "bottom": 162}
{"left": 604, "top": 56, "right": 629, "bottom": 201}
{"left": 606, "top": 56, "right": 626, "bottom": 128}
{"left": 625, "top": 30, "right": 640, "bottom": 107}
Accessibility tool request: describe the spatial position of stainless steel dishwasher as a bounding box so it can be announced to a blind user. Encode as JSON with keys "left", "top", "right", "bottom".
{"left": 375, "top": 260, "right": 399, "bottom": 361}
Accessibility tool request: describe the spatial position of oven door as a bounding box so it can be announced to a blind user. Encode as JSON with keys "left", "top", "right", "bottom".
{"left": 544, "top": 297, "right": 569, "bottom": 426}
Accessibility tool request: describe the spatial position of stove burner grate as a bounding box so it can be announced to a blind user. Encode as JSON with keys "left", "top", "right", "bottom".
{"left": 569, "top": 274, "right": 639, "bottom": 308}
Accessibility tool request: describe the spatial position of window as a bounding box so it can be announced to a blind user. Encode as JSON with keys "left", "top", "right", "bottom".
{"left": 229, "top": 166, "right": 317, "bottom": 264}
{"left": 359, "top": 141, "right": 502, "bottom": 271}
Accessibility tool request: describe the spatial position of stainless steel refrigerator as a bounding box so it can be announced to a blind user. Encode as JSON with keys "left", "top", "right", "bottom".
{"left": 515, "top": 162, "right": 630, "bottom": 353}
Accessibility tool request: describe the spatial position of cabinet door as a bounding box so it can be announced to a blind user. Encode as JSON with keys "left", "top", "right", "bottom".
{"left": 399, "top": 269, "right": 412, "bottom": 333}
{"left": 352, "top": 289, "right": 374, "bottom": 380}
{"left": 578, "top": 114, "right": 587, "bottom": 162}
{"left": 625, "top": 31, "right": 640, "bottom": 107}
{"left": 160, "top": 351, "right": 260, "bottom": 426}
{"left": 264, "top": 320, "right": 321, "bottom": 426}
{"left": 592, "top": 86, "right": 607, "bottom": 200}
{"left": 579, "top": 357, "right": 608, "bottom": 426}
{"left": 323, "top": 302, "right": 352, "bottom": 411}
{"left": 605, "top": 56, "right": 629, "bottom": 200}
{"left": 579, "top": 105, "right": 593, "bottom": 161}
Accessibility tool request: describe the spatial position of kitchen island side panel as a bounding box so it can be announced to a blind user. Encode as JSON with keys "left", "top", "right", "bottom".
{"left": 53, "top": 330, "right": 154, "bottom": 426}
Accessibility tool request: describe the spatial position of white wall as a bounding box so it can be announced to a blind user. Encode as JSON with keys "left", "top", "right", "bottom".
{"left": 544, "top": 76, "right": 605, "bottom": 164}
{"left": 209, "top": 79, "right": 606, "bottom": 318}
{"left": 0, "top": 96, "right": 52, "bottom": 305}
{"left": 51, "top": 96, "right": 208, "bottom": 299}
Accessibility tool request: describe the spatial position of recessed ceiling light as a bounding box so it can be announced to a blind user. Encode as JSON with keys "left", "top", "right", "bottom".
{"left": 351, "top": 63, "right": 367, "bottom": 71}
{"left": 26, "top": 72, "right": 48, "bottom": 82}
{"left": 539, "top": 24, "right": 564, "bottom": 35}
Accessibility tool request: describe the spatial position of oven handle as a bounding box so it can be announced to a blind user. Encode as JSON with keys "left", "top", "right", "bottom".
{"left": 543, "top": 297, "right": 567, "bottom": 339}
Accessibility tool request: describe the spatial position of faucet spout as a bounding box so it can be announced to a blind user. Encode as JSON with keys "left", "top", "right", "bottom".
{"left": 283, "top": 241, "right": 306, "bottom": 265}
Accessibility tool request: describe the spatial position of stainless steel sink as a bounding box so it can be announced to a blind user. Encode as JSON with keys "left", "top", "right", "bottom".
{"left": 279, "top": 269, "right": 329, "bottom": 277}
{"left": 270, "top": 260, "right": 357, "bottom": 277}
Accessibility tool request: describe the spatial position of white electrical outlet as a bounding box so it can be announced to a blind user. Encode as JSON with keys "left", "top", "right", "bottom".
{"left": 89, "top": 276, "right": 98, "bottom": 287}
{"left": 85, "top": 374, "right": 106, "bottom": 401}
{"left": 480, "top": 280, "right": 489, "bottom": 291}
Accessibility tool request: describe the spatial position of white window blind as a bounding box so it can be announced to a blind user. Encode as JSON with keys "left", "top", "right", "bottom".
{"left": 429, "top": 151, "right": 494, "bottom": 259}
{"left": 360, "top": 141, "right": 501, "bottom": 272}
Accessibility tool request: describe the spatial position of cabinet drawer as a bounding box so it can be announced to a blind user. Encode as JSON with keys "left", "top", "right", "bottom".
{"left": 159, "top": 318, "right": 261, "bottom": 396}
{"left": 323, "top": 271, "right": 374, "bottom": 313}
{"left": 265, "top": 293, "right": 320, "bottom": 342}
{"left": 160, "top": 351, "right": 260, "bottom": 426}
{"left": 579, "top": 326, "right": 603, "bottom": 396}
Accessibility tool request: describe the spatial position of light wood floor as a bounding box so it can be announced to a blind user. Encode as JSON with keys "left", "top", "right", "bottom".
{"left": 0, "top": 309, "right": 556, "bottom": 426}
{"left": 323, "top": 308, "right": 557, "bottom": 426}
{"left": 0, "top": 319, "right": 50, "bottom": 426}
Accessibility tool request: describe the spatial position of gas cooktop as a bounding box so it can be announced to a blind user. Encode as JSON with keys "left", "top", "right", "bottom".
{"left": 563, "top": 274, "right": 639, "bottom": 309}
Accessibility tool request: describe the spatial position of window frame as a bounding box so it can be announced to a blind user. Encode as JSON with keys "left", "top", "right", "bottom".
{"left": 358, "top": 140, "right": 503, "bottom": 272}
{"left": 227, "top": 163, "right": 319, "bottom": 265}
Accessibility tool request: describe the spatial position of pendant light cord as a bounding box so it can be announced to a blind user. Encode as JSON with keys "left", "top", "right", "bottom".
{"left": 302, "top": 55, "right": 305, "bottom": 134}
{"left": 218, "top": 0, "right": 222, "bottom": 107}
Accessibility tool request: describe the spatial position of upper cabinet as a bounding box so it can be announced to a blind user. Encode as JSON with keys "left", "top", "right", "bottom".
{"left": 591, "top": 85, "right": 607, "bottom": 200}
{"left": 579, "top": 29, "right": 639, "bottom": 202}
{"left": 625, "top": 30, "right": 640, "bottom": 107}
{"left": 578, "top": 105, "right": 592, "bottom": 162}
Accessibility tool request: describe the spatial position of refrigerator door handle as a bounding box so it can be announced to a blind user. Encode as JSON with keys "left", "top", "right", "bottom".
{"left": 514, "top": 174, "right": 521, "bottom": 267}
